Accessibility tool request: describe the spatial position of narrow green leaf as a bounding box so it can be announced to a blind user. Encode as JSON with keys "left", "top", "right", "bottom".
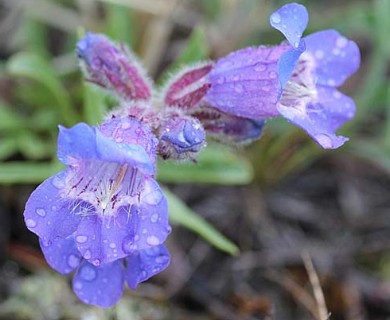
{"left": 82, "top": 83, "right": 107, "bottom": 125}
{"left": 104, "top": 2, "right": 136, "bottom": 46}
{"left": 0, "top": 162, "right": 64, "bottom": 184}
{"left": 0, "top": 138, "right": 18, "bottom": 160}
{"left": 17, "top": 131, "right": 55, "bottom": 160}
{"left": 6, "top": 52, "right": 78, "bottom": 126}
{"left": 163, "top": 187, "right": 239, "bottom": 255}
{"left": 158, "top": 27, "right": 209, "bottom": 84}
{"left": 0, "top": 101, "right": 24, "bottom": 131}
{"left": 176, "top": 27, "right": 209, "bottom": 65}
{"left": 158, "top": 145, "right": 253, "bottom": 185}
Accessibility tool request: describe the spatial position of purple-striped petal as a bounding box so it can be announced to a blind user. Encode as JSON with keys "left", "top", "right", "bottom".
{"left": 125, "top": 244, "right": 170, "bottom": 289}
{"left": 23, "top": 170, "right": 81, "bottom": 243}
{"left": 40, "top": 236, "right": 82, "bottom": 274}
{"left": 304, "top": 29, "right": 360, "bottom": 87}
{"left": 270, "top": 3, "right": 309, "bottom": 48}
{"left": 277, "top": 87, "right": 355, "bottom": 149}
{"left": 72, "top": 260, "right": 124, "bottom": 307}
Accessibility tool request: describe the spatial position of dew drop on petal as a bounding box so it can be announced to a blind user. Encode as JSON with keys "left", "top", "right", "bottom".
{"left": 234, "top": 84, "right": 243, "bottom": 93}
{"left": 36, "top": 208, "right": 46, "bottom": 217}
{"left": 26, "top": 219, "right": 37, "bottom": 228}
{"left": 254, "top": 63, "right": 266, "bottom": 72}
{"left": 314, "top": 50, "right": 324, "bottom": 59}
{"left": 336, "top": 37, "right": 348, "bottom": 48}
{"left": 146, "top": 235, "right": 160, "bottom": 246}
{"left": 74, "top": 281, "right": 83, "bottom": 289}
{"left": 155, "top": 255, "right": 169, "bottom": 264}
{"left": 92, "top": 259, "right": 101, "bottom": 266}
{"left": 150, "top": 213, "right": 159, "bottom": 223}
{"left": 83, "top": 250, "right": 92, "bottom": 259}
{"left": 67, "top": 254, "right": 80, "bottom": 268}
{"left": 109, "top": 242, "right": 116, "bottom": 249}
{"left": 271, "top": 12, "right": 281, "bottom": 24}
{"left": 76, "top": 235, "right": 88, "bottom": 243}
{"left": 333, "top": 91, "right": 342, "bottom": 99}
{"left": 314, "top": 134, "right": 333, "bottom": 149}
{"left": 268, "top": 71, "right": 277, "bottom": 79}
{"left": 79, "top": 264, "right": 97, "bottom": 281}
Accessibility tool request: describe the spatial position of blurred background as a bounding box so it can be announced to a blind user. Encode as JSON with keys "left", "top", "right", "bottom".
{"left": 0, "top": 0, "right": 389, "bottom": 319}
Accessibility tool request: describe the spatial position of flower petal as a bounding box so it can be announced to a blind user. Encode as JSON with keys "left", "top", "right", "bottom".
{"left": 99, "top": 118, "right": 158, "bottom": 167}
{"left": 40, "top": 236, "right": 82, "bottom": 274}
{"left": 277, "top": 87, "right": 355, "bottom": 149}
{"left": 278, "top": 39, "right": 306, "bottom": 89}
{"left": 73, "top": 212, "right": 133, "bottom": 265}
{"left": 125, "top": 244, "right": 170, "bottom": 289}
{"left": 72, "top": 260, "right": 124, "bottom": 307}
{"left": 24, "top": 170, "right": 81, "bottom": 243}
{"left": 124, "top": 178, "right": 170, "bottom": 252}
{"left": 270, "top": 3, "right": 309, "bottom": 49}
{"left": 304, "top": 29, "right": 360, "bottom": 87}
{"left": 58, "top": 122, "right": 154, "bottom": 175}
{"left": 206, "top": 45, "right": 291, "bottom": 119}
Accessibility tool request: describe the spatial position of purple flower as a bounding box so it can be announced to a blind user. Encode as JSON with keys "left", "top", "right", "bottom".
{"left": 205, "top": 2, "right": 360, "bottom": 149}
{"left": 24, "top": 117, "right": 171, "bottom": 307}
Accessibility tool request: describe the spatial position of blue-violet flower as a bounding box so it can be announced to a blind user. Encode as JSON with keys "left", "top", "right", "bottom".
{"left": 24, "top": 117, "right": 171, "bottom": 307}
{"left": 205, "top": 2, "right": 360, "bottom": 149}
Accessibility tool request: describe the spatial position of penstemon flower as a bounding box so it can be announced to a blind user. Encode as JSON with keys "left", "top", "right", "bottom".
{"left": 23, "top": 1, "right": 361, "bottom": 308}
{"left": 24, "top": 118, "right": 171, "bottom": 306}
{"left": 205, "top": 2, "right": 360, "bottom": 149}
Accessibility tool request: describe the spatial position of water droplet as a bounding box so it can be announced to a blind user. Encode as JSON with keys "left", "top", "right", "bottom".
{"left": 67, "top": 254, "right": 80, "bottom": 268}
{"left": 146, "top": 235, "right": 160, "bottom": 246}
{"left": 83, "top": 250, "right": 92, "bottom": 260}
{"left": 109, "top": 242, "right": 116, "bottom": 249}
{"left": 336, "top": 37, "right": 347, "bottom": 48}
{"left": 79, "top": 264, "right": 97, "bottom": 281}
{"left": 26, "top": 219, "right": 37, "bottom": 228}
{"left": 150, "top": 213, "right": 159, "bottom": 223}
{"left": 234, "top": 84, "right": 243, "bottom": 93}
{"left": 142, "top": 228, "right": 147, "bottom": 234}
{"left": 254, "top": 63, "right": 266, "bottom": 72}
{"left": 74, "top": 281, "right": 83, "bottom": 289}
{"left": 271, "top": 12, "right": 281, "bottom": 24}
{"left": 140, "top": 270, "right": 147, "bottom": 279}
{"left": 332, "top": 48, "right": 340, "bottom": 56}
{"left": 36, "top": 208, "right": 46, "bottom": 217}
{"left": 76, "top": 235, "right": 88, "bottom": 243}
{"left": 92, "top": 259, "right": 101, "bottom": 266}
{"left": 134, "top": 235, "right": 140, "bottom": 241}
{"left": 155, "top": 255, "right": 169, "bottom": 264}
{"left": 327, "top": 79, "right": 336, "bottom": 86}
{"left": 333, "top": 91, "right": 342, "bottom": 99}
{"left": 268, "top": 71, "right": 277, "bottom": 79}
{"left": 314, "top": 50, "right": 324, "bottom": 59}
{"left": 52, "top": 176, "right": 64, "bottom": 188}
{"left": 142, "top": 181, "right": 163, "bottom": 205}
{"left": 314, "top": 134, "right": 333, "bottom": 149}
{"left": 123, "top": 237, "right": 138, "bottom": 253}
{"left": 121, "top": 122, "right": 131, "bottom": 129}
